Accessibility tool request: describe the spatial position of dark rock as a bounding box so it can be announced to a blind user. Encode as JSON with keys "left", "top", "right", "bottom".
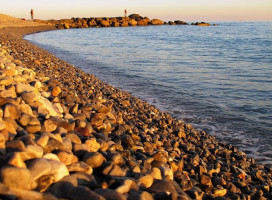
{"left": 83, "top": 152, "right": 105, "bottom": 168}
{"left": 103, "top": 164, "right": 126, "bottom": 177}
{"left": 1, "top": 167, "right": 37, "bottom": 190}
{"left": 95, "top": 188, "right": 126, "bottom": 200}
{"left": 69, "top": 186, "right": 105, "bottom": 200}
{"left": 147, "top": 179, "right": 178, "bottom": 199}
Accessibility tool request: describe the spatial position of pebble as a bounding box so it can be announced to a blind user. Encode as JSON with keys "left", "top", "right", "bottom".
{"left": 95, "top": 188, "right": 126, "bottom": 200}
{"left": 52, "top": 86, "right": 61, "bottom": 97}
{"left": 1, "top": 167, "right": 37, "bottom": 190}
{"left": 69, "top": 186, "right": 105, "bottom": 200}
{"left": 83, "top": 152, "right": 105, "bottom": 168}
{"left": 27, "top": 158, "right": 52, "bottom": 180}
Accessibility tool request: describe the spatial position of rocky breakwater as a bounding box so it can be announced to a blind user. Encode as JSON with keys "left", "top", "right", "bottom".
{"left": 34, "top": 14, "right": 188, "bottom": 29}
{"left": 0, "top": 26, "right": 271, "bottom": 200}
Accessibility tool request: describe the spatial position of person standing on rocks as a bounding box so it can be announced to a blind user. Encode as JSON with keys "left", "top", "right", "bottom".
{"left": 30, "top": 9, "right": 34, "bottom": 20}
{"left": 124, "top": 9, "right": 127, "bottom": 17}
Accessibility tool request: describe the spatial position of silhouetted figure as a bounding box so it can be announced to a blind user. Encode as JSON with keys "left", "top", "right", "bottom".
{"left": 124, "top": 9, "right": 127, "bottom": 17}
{"left": 30, "top": 9, "right": 34, "bottom": 20}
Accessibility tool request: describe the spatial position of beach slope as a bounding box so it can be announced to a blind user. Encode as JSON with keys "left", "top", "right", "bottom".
{"left": 0, "top": 13, "right": 271, "bottom": 200}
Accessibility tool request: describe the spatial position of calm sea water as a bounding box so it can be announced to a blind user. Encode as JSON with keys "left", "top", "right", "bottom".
{"left": 25, "top": 22, "right": 272, "bottom": 165}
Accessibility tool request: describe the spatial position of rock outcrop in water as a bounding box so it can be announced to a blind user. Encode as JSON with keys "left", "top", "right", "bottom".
{"left": 0, "top": 24, "right": 270, "bottom": 200}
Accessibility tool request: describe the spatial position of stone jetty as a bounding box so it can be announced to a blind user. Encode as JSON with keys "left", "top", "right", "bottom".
{"left": 34, "top": 14, "right": 191, "bottom": 29}
{"left": 0, "top": 23, "right": 271, "bottom": 200}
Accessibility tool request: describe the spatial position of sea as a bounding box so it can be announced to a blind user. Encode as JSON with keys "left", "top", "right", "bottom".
{"left": 25, "top": 22, "right": 272, "bottom": 166}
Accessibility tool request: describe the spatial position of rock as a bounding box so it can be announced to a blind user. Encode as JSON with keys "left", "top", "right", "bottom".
{"left": 115, "top": 178, "right": 138, "bottom": 194}
{"left": 213, "top": 187, "right": 227, "bottom": 197}
{"left": 121, "top": 135, "right": 134, "bottom": 148}
{"left": 160, "top": 166, "right": 174, "bottom": 180}
{"left": 36, "top": 96, "right": 62, "bottom": 117}
{"left": 200, "top": 174, "right": 212, "bottom": 186}
{"left": 0, "top": 133, "right": 6, "bottom": 153}
{"left": 25, "top": 124, "right": 41, "bottom": 134}
{"left": 95, "top": 188, "right": 126, "bottom": 200}
{"left": 191, "top": 22, "right": 211, "bottom": 26}
{"left": 67, "top": 161, "right": 93, "bottom": 174}
{"left": 73, "top": 142, "right": 89, "bottom": 156}
{"left": 128, "top": 190, "right": 154, "bottom": 200}
{"left": 6, "top": 140, "right": 26, "bottom": 152}
{"left": 47, "top": 160, "right": 70, "bottom": 182}
{"left": 0, "top": 86, "right": 17, "bottom": 98}
{"left": 27, "top": 158, "right": 52, "bottom": 180}
{"left": 186, "top": 186, "right": 204, "bottom": 200}
{"left": 83, "top": 152, "right": 105, "bottom": 168}
{"left": 42, "top": 118, "right": 57, "bottom": 133}
{"left": 150, "top": 19, "right": 164, "bottom": 25}
{"left": 85, "top": 138, "right": 101, "bottom": 152}
{"left": 36, "top": 133, "right": 49, "bottom": 147}
{"left": 128, "top": 19, "right": 138, "bottom": 26}
{"left": 138, "top": 174, "right": 154, "bottom": 189}
{"left": 2, "top": 186, "right": 58, "bottom": 200}
{"left": 52, "top": 86, "right": 61, "bottom": 97}
{"left": 2, "top": 68, "right": 18, "bottom": 76}
{"left": 26, "top": 144, "right": 44, "bottom": 158}
{"left": 107, "top": 151, "right": 125, "bottom": 166}
{"left": 174, "top": 20, "right": 188, "bottom": 25}
{"left": 137, "top": 19, "right": 148, "bottom": 26}
{"left": 15, "top": 83, "right": 34, "bottom": 94}
{"left": 50, "top": 172, "right": 97, "bottom": 198}
{"left": 19, "top": 113, "right": 39, "bottom": 126}
{"left": 2, "top": 117, "right": 17, "bottom": 134}
{"left": 0, "top": 76, "right": 13, "bottom": 86}
{"left": 1, "top": 167, "right": 37, "bottom": 190}
{"left": 66, "top": 133, "right": 82, "bottom": 144}
{"left": 147, "top": 179, "right": 178, "bottom": 199}
{"left": 69, "top": 186, "right": 105, "bottom": 200}
{"left": 121, "top": 21, "right": 129, "bottom": 27}
{"left": 21, "top": 91, "right": 40, "bottom": 103}
{"left": 0, "top": 97, "right": 15, "bottom": 107}
{"left": 57, "top": 151, "right": 78, "bottom": 166}
{"left": 43, "top": 153, "right": 60, "bottom": 161}
{"left": 103, "top": 164, "right": 126, "bottom": 177}
{"left": 99, "top": 20, "right": 110, "bottom": 27}
{"left": 150, "top": 167, "right": 162, "bottom": 180}
{"left": 8, "top": 146, "right": 44, "bottom": 168}
{"left": 4, "top": 104, "right": 21, "bottom": 119}
{"left": 75, "top": 127, "right": 91, "bottom": 137}
{"left": 44, "top": 138, "right": 67, "bottom": 153}
{"left": 111, "top": 22, "right": 120, "bottom": 27}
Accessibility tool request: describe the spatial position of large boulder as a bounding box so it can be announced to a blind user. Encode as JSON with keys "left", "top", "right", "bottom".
{"left": 150, "top": 19, "right": 164, "bottom": 25}
{"left": 174, "top": 20, "right": 188, "bottom": 25}
{"left": 137, "top": 19, "right": 148, "bottom": 26}
{"left": 98, "top": 20, "right": 110, "bottom": 27}
{"left": 88, "top": 19, "right": 97, "bottom": 27}
{"left": 120, "top": 21, "right": 129, "bottom": 27}
{"left": 191, "top": 22, "right": 211, "bottom": 26}
{"left": 128, "top": 14, "right": 142, "bottom": 20}
{"left": 128, "top": 19, "right": 138, "bottom": 26}
{"left": 111, "top": 22, "right": 120, "bottom": 27}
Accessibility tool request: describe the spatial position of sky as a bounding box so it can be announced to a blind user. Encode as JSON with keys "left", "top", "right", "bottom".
{"left": 1, "top": 0, "right": 272, "bottom": 22}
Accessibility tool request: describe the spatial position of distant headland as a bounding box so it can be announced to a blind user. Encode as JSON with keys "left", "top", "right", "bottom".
{"left": 34, "top": 14, "right": 213, "bottom": 29}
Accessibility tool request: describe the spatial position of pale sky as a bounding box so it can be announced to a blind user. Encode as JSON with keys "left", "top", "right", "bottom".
{"left": 1, "top": 0, "right": 272, "bottom": 22}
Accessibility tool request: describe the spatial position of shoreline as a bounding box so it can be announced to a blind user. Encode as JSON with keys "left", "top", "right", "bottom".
{"left": 0, "top": 25, "right": 272, "bottom": 199}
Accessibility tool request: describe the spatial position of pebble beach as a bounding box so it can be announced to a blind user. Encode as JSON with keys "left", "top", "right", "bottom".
{"left": 0, "top": 14, "right": 271, "bottom": 200}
